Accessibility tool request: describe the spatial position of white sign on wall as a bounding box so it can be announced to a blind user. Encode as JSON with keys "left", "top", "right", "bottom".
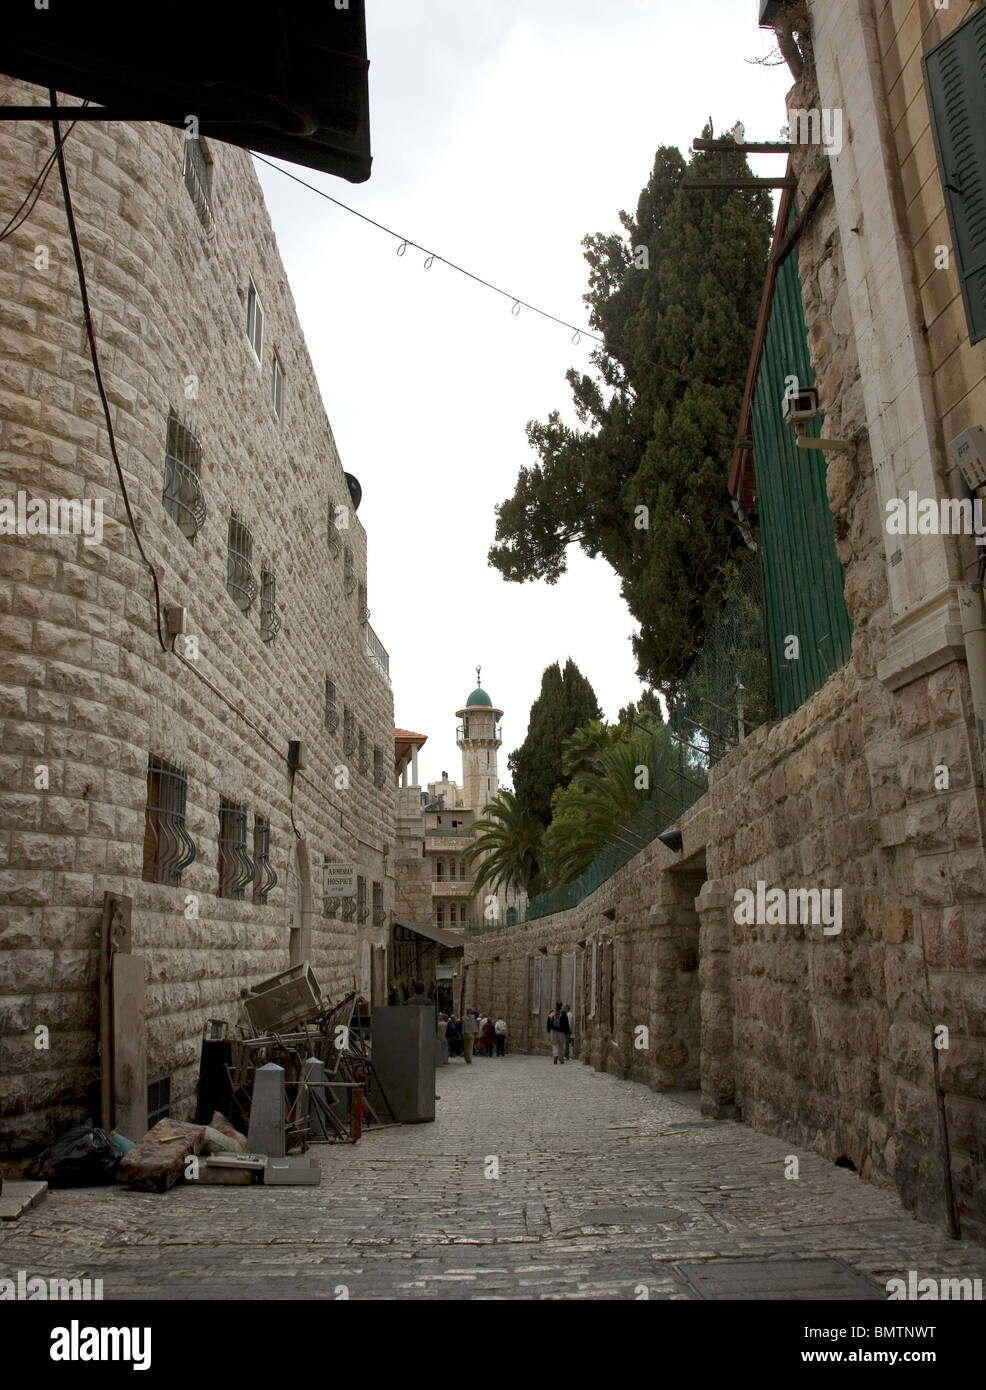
{"left": 324, "top": 862, "right": 357, "bottom": 897}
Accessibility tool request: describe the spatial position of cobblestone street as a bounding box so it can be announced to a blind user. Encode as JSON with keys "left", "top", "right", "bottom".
{"left": 2, "top": 1056, "right": 984, "bottom": 1301}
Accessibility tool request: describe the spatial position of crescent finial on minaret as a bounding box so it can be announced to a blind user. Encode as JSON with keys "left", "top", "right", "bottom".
{"left": 476, "top": 664, "right": 481, "bottom": 686}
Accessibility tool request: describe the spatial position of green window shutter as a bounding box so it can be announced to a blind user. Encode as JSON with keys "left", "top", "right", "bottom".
{"left": 924, "top": 6, "right": 986, "bottom": 345}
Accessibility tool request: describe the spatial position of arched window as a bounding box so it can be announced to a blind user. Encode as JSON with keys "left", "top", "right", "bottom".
{"left": 436, "top": 904, "right": 445, "bottom": 926}
{"left": 459, "top": 859, "right": 468, "bottom": 879}
{"left": 449, "top": 859, "right": 457, "bottom": 881}
{"left": 436, "top": 859, "right": 445, "bottom": 881}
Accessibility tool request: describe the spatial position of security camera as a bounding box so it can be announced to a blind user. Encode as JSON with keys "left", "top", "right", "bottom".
{"left": 782, "top": 385, "right": 819, "bottom": 425}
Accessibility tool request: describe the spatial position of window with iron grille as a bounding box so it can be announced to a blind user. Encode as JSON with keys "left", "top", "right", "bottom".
{"left": 357, "top": 875, "right": 368, "bottom": 922}
{"left": 341, "top": 895, "right": 355, "bottom": 922}
{"left": 252, "top": 816, "right": 278, "bottom": 905}
{"left": 344, "top": 546, "right": 356, "bottom": 594}
{"left": 323, "top": 895, "right": 340, "bottom": 919}
{"left": 436, "top": 859, "right": 445, "bottom": 881}
{"left": 227, "top": 514, "right": 257, "bottom": 612}
{"left": 260, "top": 566, "right": 281, "bottom": 642}
{"left": 147, "top": 1075, "right": 172, "bottom": 1129}
{"left": 218, "top": 797, "right": 255, "bottom": 899}
{"left": 372, "top": 880, "right": 384, "bottom": 926}
{"left": 449, "top": 903, "right": 458, "bottom": 926}
{"left": 327, "top": 498, "right": 342, "bottom": 557}
{"left": 325, "top": 678, "right": 339, "bottom": 733}
{"left": 182, "top": 137, "right": 215, "bottom": 237}
{"left": 357, "top": 580, "right": 369, "bottom": 622}
{"left": 246, "top": 278, "right": 264, "bottom": 360}
{"left": 358, "top": 729, "right": 368, "bottom": 775}
{"left": 162, "top": 412, "right": 207, "bottom": 540}
{"left": 448, "top": 859, "right": 457, "bottom": 882}
{"left": 373, "top": 746, "right": 385, "bottom": 788}
{"left": 436, "top": 903, "right": 445, "bottom": 927}
{"left": 271, "top": 351, "right": 284, "bottom": 418}
{"left": 343, "top": 706, "right": 356, "bottom": 755}
{"left": 143, "top": 755, "right": 196, "bottom": 886}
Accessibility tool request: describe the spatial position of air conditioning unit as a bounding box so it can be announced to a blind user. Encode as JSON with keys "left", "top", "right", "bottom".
{"left": 759, "top": 0, "right": 784, "bottom": 25}
{"left": 782, "top": 386, "right": 819, "bottom": 425}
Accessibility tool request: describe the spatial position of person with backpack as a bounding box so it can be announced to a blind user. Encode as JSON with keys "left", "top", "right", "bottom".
{"left": 546, "top": 1001, "right": 570, "bottom": 1064}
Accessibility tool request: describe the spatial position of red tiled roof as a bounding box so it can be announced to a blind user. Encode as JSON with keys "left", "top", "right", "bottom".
{"left": 395, "top": 729, "right": 427, "bottom": 743}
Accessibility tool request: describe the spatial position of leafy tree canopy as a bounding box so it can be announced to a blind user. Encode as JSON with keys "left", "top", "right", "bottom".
{"left": 489, "top": 134, "right": 773, "bottom": 689}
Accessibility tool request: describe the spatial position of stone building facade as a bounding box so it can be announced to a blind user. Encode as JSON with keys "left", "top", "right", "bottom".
{"left": 466, "top": 1, "right": 986, "bottom": 1243}
{"left": 0, "top": 78, "right": 396, "bottom": 1158}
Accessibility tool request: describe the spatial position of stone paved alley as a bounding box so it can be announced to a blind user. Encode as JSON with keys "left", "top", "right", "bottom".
{"left": 2, "top": 1056, "right": 984, "bottom": 1301}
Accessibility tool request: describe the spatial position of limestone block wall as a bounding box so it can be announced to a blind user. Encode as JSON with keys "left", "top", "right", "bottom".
{"left": 465, "top": 802, "right": 707, "bottom": 1086}
{"left": 0, "top": 80, "right": 396, "bottom": 1157}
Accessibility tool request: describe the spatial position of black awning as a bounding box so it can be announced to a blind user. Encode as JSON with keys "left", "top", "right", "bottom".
{"left": 392, "top": 918, "right": 465, "bottom": 952}
{"left": 2, "top": 1, "right": 371, "bottom": 183}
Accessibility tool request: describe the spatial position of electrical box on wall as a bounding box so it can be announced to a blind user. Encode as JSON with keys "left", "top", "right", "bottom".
{"left": 947, "top": 425, "right": 986, "bottom": 490}
{"left": 288, "top": 740, "right": 308, "bottom": 772}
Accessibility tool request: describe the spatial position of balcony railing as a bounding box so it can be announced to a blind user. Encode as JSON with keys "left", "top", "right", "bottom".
{"left": 457, "top": 722, "right": 502, "bottom": 743}
{"left": 366, "top": 622, "right": 390, "bottom": 682}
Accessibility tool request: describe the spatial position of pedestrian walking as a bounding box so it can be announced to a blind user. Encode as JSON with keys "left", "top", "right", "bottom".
{"left": 494, "top": 1016, "right": 507, "bottom": 1056}
{"left": 481, "top": 1016, "right": 497, "bottom": 1058}
{"left": 461, "top": 1009, "right": 479, "bottom": 1063}
{"left": 547, "top": 1001, "right": 570, "bottom": 1064}
{"left": 564, "top": 1002, "right": 574, "bottom": 1060}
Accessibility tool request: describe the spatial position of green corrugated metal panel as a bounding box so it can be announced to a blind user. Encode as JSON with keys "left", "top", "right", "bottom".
{"left": 750, "top": 214, "right": 853, "bottom": 717}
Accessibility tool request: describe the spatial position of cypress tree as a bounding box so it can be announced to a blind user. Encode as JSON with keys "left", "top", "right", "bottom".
{"left": 509, "top": 659, "right": 602, "bottom": 826}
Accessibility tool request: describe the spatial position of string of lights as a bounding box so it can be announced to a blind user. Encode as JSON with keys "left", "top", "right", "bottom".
{"left": 252, "top": 152, "right": 606, "bottom": 348}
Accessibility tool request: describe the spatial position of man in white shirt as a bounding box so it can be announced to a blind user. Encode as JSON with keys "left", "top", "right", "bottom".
{"left": 494, "top": 1017, "right": 507, "bottom": 1057}
{"left": 564, "top": 1004, "right": 574, "bottom": 1060}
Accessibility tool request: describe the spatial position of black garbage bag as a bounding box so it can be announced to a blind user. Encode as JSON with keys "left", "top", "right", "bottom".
{"left": 38, "top": 1119, "right": 121, "bottom": 1187}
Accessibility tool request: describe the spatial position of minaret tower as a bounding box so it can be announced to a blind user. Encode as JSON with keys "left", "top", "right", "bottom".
{"left": 456, "top": 667, "right": 503, "bottom": 812}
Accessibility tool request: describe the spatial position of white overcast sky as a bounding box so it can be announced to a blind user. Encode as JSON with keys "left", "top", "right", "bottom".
{"left": 253, "top": 0, "right": 793, "bottom": 787}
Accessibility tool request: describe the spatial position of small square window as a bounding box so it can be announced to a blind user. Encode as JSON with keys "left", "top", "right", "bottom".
{"left": 246, "top": 279, "right": 264, "bottom": 361}
{"left": 271, "top": 352, "right": 283, "bottom": 418}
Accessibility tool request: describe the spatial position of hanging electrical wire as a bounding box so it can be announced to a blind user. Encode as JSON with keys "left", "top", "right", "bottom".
{"left": 49, "top": 89, "right": 167, "bottom": 652}
{"left": 0, "top": 101, "right": 87, "bottom": 242}
{"left": 251, "top": 152, "right": 605, "bottom": 347}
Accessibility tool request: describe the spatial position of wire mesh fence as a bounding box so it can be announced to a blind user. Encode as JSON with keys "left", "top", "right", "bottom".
{"left": 666, "top": 548, "right": 774, "bottom": 763}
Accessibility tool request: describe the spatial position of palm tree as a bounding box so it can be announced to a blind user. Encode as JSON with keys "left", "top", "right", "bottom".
{"left": 543, "top": 722, "right": 700, "bottom": 884}
{"left": 467, "top": 789, "right": 545, "bottom": 899}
